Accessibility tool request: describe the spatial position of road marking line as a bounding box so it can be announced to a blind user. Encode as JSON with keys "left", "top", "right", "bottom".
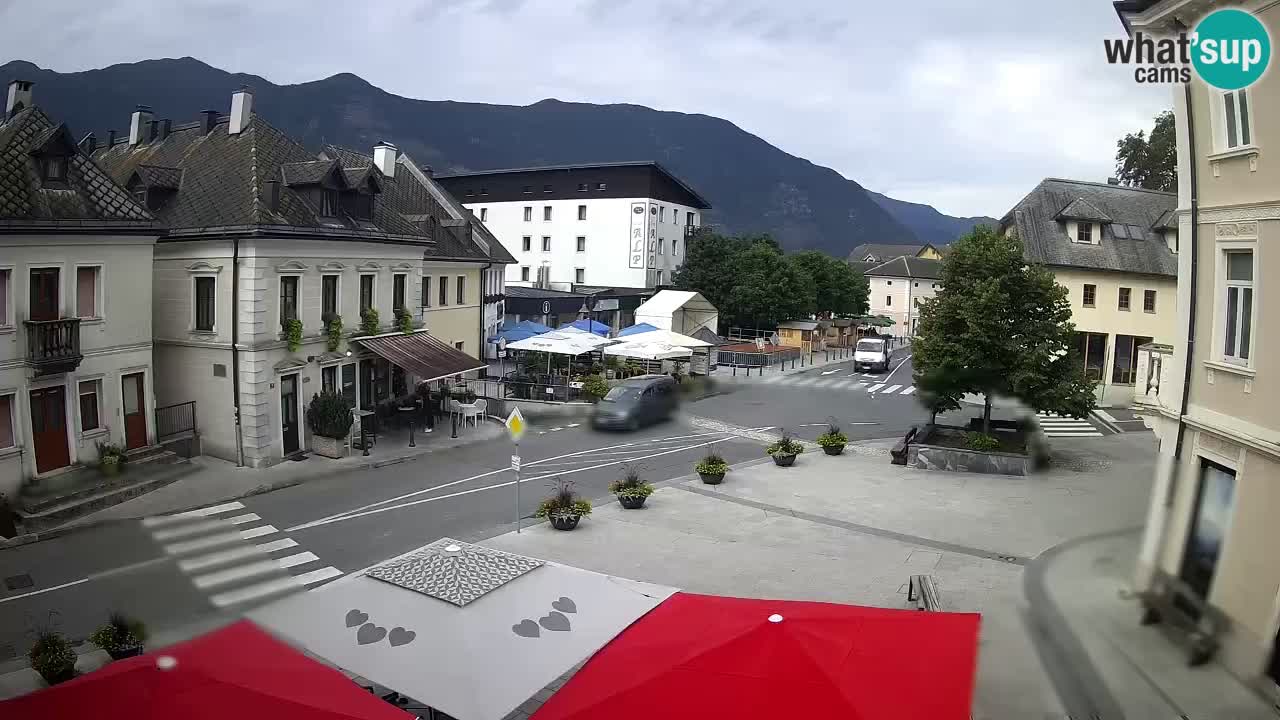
{"left": 867, "top": 384, "right": 886, "bottom": 393}
{"left": 225, "top": 513, "right": 261, "bottom": 526}
{"left": 296, "top": 567, "right": 344, "bottom": 586}
{"left": 901, "top": 386, "right": 916, "bottom": 395}
{"left": 151, "top": 519, "right": 234, "bottom": 541}
{"left": 883, "top": 354, "right": 912, "bottom": 385}
{"left": 1045, "top": 432, "right": 1103, "bottom": 437}
{"left": 276, "top": 551, "right": 320, "bottom": 569}
{"left": 210, "top": 577, "right": 302, "bottom": 607}
{"left": 566, "top": 423, "right": 580, "bottom": 428}
{"left": 194, "top": 559, "right": 282, "bottom": 589}
{"left": 883, "top": 384, "right": 903, "bottom": 394}
{"left": 821, "top": 369, "right": 841, "bottom": 376}
{"left": 857, "top": 382, "right": 868, "bottom": 388}
{"left": 0, "top": 577, "right": 90, "bottom": 604}
{"left": 239, "top": 525, "right": 278, "bottom": 540}
{"left": 181, "top": 542, "right": 284, "bottom": 572}
{"left": 142, "top": 501, "right": 246, "bottom": 527}
{"left": 164, "top": 531, "right": 243, "bottom": 555}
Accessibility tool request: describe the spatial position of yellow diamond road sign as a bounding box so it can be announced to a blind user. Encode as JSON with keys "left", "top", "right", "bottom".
{"left": 505, "top": 407, "right": 526, "bottom": 441}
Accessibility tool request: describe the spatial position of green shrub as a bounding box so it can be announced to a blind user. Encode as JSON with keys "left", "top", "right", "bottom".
{"left": 695, "top": 451, "right": 729, "bottom": 475}
{"left": 360, "top": 307, "right": 381, "bottom": 335}
{"left": 534, "top": 478, "right": 592, "bottom": 518}
{"left": 608, "top": 465, "right": 655, "bottom": 499}
{"left": 89, "top": 612, "right": 145, "bottom": 653}
{"left": 283, "top": 318, "right": 304, "bottom": 352}
{"left": 323, "top": 313, "right": 343, "bottom": 352}
{"left": 581, "top": 374, "right": 609, "bottom": 401}
{"left": 765, "top": 430, "right": 805, "bottom": 457}
{"left": 307, "top": 391, "right": 354, "bottom": 439}
{"left": 28, "top": 630, "right": 76, "bottom": 683}
{"left": 965, "top": 432, "right": 1001, "bottom": 452}
{"left": 395, "top": 307, "right": 414, "bottom": 334}
{"left": 95, "top": 441, "right": 126, "bottom": 464}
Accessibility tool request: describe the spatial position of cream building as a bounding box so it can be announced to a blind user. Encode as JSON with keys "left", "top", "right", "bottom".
{"left": 862, "top": 256, "right": 941, "bottom": 339}
{"left": 999, "top": 178, "right": 1178, "bottom": 407}
{"left": 1118, "top": 0, "right": 1280, "bottom": 699}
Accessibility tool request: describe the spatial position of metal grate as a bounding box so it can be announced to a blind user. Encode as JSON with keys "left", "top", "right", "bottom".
{"left": 4, "top": 573, "right": 33, "bottom": 591}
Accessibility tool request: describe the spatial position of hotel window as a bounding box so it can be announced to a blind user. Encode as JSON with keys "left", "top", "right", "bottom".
{"left": 456, "top": 275, "right": 465, "bottom": 305}
{"left": 279, "top": 275, "right": 299, "bottom": 324}
{"left": 522, "top": 185, "right": 532, "bottom": 194}
{"left": 523, "top": 206, "right": 532, "bottom": 222}
{"left": 1144, "top": 289, "right": 1156, "bottom": 313}
{"left": 76, "top": 266, "right": 100, "bottom": 318}
{"left": 543, "top": 206, "right": 552, "bottom": 221}
{"left": 1223, "top": 250, "right": 1253, "bottom": 363}
{"left": 322, "top": 275, "right": 339, "bottom": 316}
{"left": 686, "top": 211, "right": 694, "bottom": 226}
{"left": 1077, "top": 223, "right": 1093, "bottom": 244}
{"left": 0, "top": 268, "right": 10, "bottom": 326}
{"left": 1221, "top": 89, "right": 1252, "bottom": 149}
{"left": 577, "top": 236, "right": 586, "bottom": 252}
{"left": 393, "top": 274, "right": 406, "bottom": 312}
{"left": 522, "top": 236, "right": 532, "bottom": 252}
{"left": 0, "top": 394, "right": 14, "bottom": 449}
{"left": 1111, "top": 335, "right": 1153, "bottom": 385}
{"left": 542, "top": 236, "right": 551, "bottom": 252}
{"left": 421, "top": 276, "right": 431, "bottom": 308}
{"left": 360, "top": 274, "right": 375, "bottom": 312}
{"left": 479, "top": 208, "right": 488, "bottom": 222}
{"left": 596, "top": 182, "right": 607, "bottom": 190}
{"left": 1082, "top": 284, "right": 1096, "bottom": 308}
{"left": 521, "top": 267, "right": 530, "bottom": 282}
{"left": 479, "top": 187, "right": 487, "bottom": 196}
{"left": 79, "top": 380, "right": 101, "bottom": 432}
{"left": 672, "top": 239, "right": 679, "bottom": 256}
{"left": 575, "top": 268, "right": 585, "bottom": 284}
{"left": 194, "top": 276, "right": 216, "bottom": 331}
{"left": 577, "top": 183, "right": 588, "bottom": 192}
{"left": 42, "top": 155, "right": 67, "bottom": 183}
{"left": 439, "top": 276, "right": 449, "bottom": 307}
{"left": 1118, "top": 287, "right": 1131, "bottom": 311}
{"left": 655, "top": 270, "right": 664, "bottom": 285}
{"left": 578, "top": 205, "right": 587, "bottom": 221}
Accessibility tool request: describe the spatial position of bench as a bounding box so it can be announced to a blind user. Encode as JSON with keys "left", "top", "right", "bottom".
{"left": 891, "top": 425, "right": 919, "bottom": 466}
{"left": 908, "top": 574, "right": 941, "bottom": 611}
{"left": 1137, "top": 571, "right": 1225, "bottom": 666}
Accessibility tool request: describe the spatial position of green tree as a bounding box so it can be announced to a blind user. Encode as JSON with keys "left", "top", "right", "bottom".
{"left": 912, "top": 226, "right": 1096, "bottom": 433}
{"left": 789, "top": 251, "right": 869, "bottom": 317}
{"left": 728, "top": 241, "right": 815, "bottom": 327}
{"left": 672, "top": 229, "right": 744, "bottom": 314}
{"left": 1115, "top": 110, "right": 1176, "bottom": 191}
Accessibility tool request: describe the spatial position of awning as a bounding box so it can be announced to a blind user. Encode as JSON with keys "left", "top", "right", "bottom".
{"left": 250, "top": 539, "right": 676, "bottom": 720}
{"left": 506, "top": 330, "right": 615, "bottom": 356}
{"left": 355, "top": 331, "right": 486, "bottom": 383}
{"left": 604, "top": 339, "right": 694, "bottom": 361}
{"left": 614, "top": 326, "right": 712, "bottom": 349}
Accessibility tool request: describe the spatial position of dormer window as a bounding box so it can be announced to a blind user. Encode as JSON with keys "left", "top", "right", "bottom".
{"left": 321, "top": 189, "right": 340, "bottom": 217}
{"left": 1077, "top": 222, "right": 1093, "bottom": 244}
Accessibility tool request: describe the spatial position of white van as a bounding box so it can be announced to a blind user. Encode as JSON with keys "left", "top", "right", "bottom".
{"left": 853, "top": 337, "right": 891, "bottom": 373}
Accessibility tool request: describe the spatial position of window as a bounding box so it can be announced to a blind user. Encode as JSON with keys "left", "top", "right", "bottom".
{"left": 279, "top": 275, "right": 299, "bottom": 324}
{"left": 521, "top": 267, "right": 531, "bottom": 282}
{"left": 577, "top": 183, "right": 588, "bottom": 192}
{"left": 1182, "top": 460, "right": 1236, "bottom": 599}
{"left": 0, "top": 394, "right": 13, "bottom": 449}
{"left": 542, "top": 184, "right": 552, "bottom": 193}
{"left": 575, "top": 268, "right": 585, "bottom": 284}
{"left": 578, "top": 205, "right": 587, "bottom": 221}
{"left": 1144, "top": 289, "right": 1157, "bottom": 314}
{"left": 465, "top": 189, "right": 474, "bottom": 197}
{"left": 655, "top": 270, "right": 663, "bottom": 285}
{"left": 596, "top": 183, "right": 607, "bottom": 190}
{"left": 479, "top": 208, "right": 488, "bottom": 222}
{"left": 658, "top": 239, "right": 665, "bottom": 255}
{"left": 1118, "top": 287, "right": 1131, "bottom": 311}
{"left": 393, "top": 274, "right": 406, "bottom": 312}
{"left": 543, "top": 206, "right": 552, "bottom": 221}
{"left": 1075, "top": 332, "right": 1108, "bottom": 381}
{"left": 360, "top": 274, "right": 374, "bottom": 312}
{"left": 522, "top": 185, "right": 533, "bottom": 194}
{"left": 885, "top": 295, "right": 892, "bottom": 307}
{"left": 914, "top": 297, "right": 921, "bottom": 308}
{"left": 1222, "top": 89, "right": 1252, "bottom": 149}
{"left": 421, "top": 276, "right": 431, "bottom": 308}
{"left": 0, "top": 268, "right": 9, "bottom": 326}
{"left": 686, "top": 211, "right": 694, "bottom": 227}
{"left": 576, "top": 236, "right": 586, "bottom": 252}
{"left": 914, "top": 282, "right": 919, "bottom": 288}
{"left": 76, "top": 266, "right": 99, "bottom": 318}
{"left": 321, "top": 275, "right": 339, "bottom": 317}
{"left": 659, "top": 207, "right": 665, "bottom": 222}
{"left": 320, "top": 189, "right": 340, "bottom": 217}
{"left": 522, "top": 236, "right": 532, "bottom": 252}
{"left": 1077, "top": 223, "right": 1093, "bottom": 244}
{"left": 41, "top": 155, "right": 67, "bottom": 183}
{"left": 195, "top": 276, "right": 215, "bottom": 331}
{"left": 672, "top": 239, "right": 679, "bottom": 256}
{"left": 456, "top": 275, "right": 465, "bottom": 305}
{"left": 1224, "top": 250, "right": 1253, "bottom": 363}
{"left": 78, "top": 380, "right": 101, "bottom": 432}
{"left": 542, "top": 236, "right": 551, "bottom": 252}
{"left": 322, "top": 366, "right": 337, "bottom": 395}
{"left": 455, "top": 340, "right": 465, "bottom": 352}
{"left": 1082, "top": 284, "right": 1096, "bottom": 308}
{"left": 1111, "top": 335, "right": 1153, "bottom": 385}
{"left": 439, "top": 276, "right": 449, "bottom": 307}
{"left": 523, "top": 206, "right": 532, "bottom": 222}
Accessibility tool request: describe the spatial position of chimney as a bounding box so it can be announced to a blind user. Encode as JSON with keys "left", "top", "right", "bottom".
{"left": 159, "top": 119, "right": 172, "bottom": 140}
{"left": 129, "top": 105, "right": 153, "bottom": 146}
{"left": 1107, "top": 177, "right": 1121, "bottom": 185}
{"left": 373, "top": 141, "right": 397, "bottom": 178}
{"left": 422, "top": 164, "right": 434, "bottom": 178}
{"left": 5, "top": 79, "right": 33, "bottom": 118}
{"left": 79, "top": 132, "right": 97, "bottom": 155}
{"left": 107, "top": 130, "right": 118, "bottom": 147}
{"left": 263, "top": 179, "right": 281, "bottom": 212}
{"left": 229, "top": 87, "right": 252, "bottom": 135}
{"left": 148, "top": 119, "right": 160, "bottom": 142}
{"left": 201, "top": 109, "right": 219, "bottom": 135}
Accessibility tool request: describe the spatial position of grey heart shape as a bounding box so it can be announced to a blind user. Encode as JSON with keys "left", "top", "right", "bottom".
{"left": 345, "top": 609, "right": 368, "bottom": 628}
{"left": 512, "top": 619, "right": 540, "bottom": 638}
{"left": 551, "top": 596, "right": 577, "bottom": 614}
{"left": 539, "top": 611, "right": 571, "bottom": 632}
{"left": 357, "top": 623, "right": 387, "bottom": 645}
{"left": 388, "top": 627, "right": 416, "bottom": 647}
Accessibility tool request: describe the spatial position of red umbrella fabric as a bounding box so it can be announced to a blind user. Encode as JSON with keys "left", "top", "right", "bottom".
{"left": 1, "top": 620, "right": 409, "bottom": 720}
{"left": 532, "top": 592, "right": 981, "bottom": 720}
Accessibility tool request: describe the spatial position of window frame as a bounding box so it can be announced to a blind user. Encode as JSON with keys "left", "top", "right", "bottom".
{"left": 0, "top": 266, "right": 11, "bottom": 328}
{"left": 42, "top": 155, "right": 68, "bottom": 184}
{"left": 1077, "top": 222, "right": 1093, "bottom": 244}
{"left": 1218, "top": 88, "right": 1253, "bottom": 151}
{"left": 1118, "top": 287, "right": 1131, "bottom": 311}
{"left": 321, "top": 273, "right": 341, "bottom": 318}
{"left": 541, "top": 236, "right": 551, "bottom": 252}
{"left": 456, "top": 275, "right": 466, "bottom": 305}
{"left": 522, "top": 236, "right": 532, "bottom": 252}
{"left": 543, "top": 206, "right": 552, "bottom": 222}
{"left": 523, "top": 206, "right": 532, "bottom": 222}
{"left": 1144, "top": 289, "right": 1157, "bottom": 314}
{"left": 578, "top": 205, "right": 587, "bottom": 221}
{"left": 278, "top": 274, "right": 300, "bottom": 326}
{"left": 576, "top": 236, "right": 586, "bottom": 252}
{"left": 1082, "top": 283, "right": 1097, "bottom": 308}
{"left": 74, "top": 264, "right": 104, "bottom": 320}
{"left": 359, "top": 273, "right": 376, "bottom": 313}
{"left": 193, "top": 275, "right": 217, "bottom": 333}
{"left": 421, "top": 276, "right": 431, "bottom": 309}
{"left": 322, "top": 365, "right": 338, "bottom": 395}
{"left": 521, "top": 267, "right": 531, "bottom": 282}
{"left": 672, "top": 239, "right": 679, "bottom": 256}
{"left": 320, "top": 188, "right": 341, "bottom": 217}
{"left": 575, "top": 268, "right": 585, "bottom": 284}
{"left": 0, "top": 392, "right": 15, "bottom": 451}
{"left": 439, "top": 275, "right": 449, "bottom": 307}
{"left": 392, "top": 273, "right": 407, "bottom": 312}
{"left": 885, "top": 295, "right": 892, "bottom": 307}
{"left": 78, "top": 379, "right": 102, "bottom": 433}
{"left": 1221, "top": 248, "right": 1254, "bottom": 366}
{"left": 479, "top": 207, "right": 488, "bottom": 222}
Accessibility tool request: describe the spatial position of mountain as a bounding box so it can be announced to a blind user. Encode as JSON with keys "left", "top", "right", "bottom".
{"left": 0, "top": 57, "right": 985, "bottom": 255}
{"left": 867, "top": 191, "right": 997, "bottom": 248}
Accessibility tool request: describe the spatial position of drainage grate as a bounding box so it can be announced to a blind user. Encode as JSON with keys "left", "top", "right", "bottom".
{"left": 4, "top": 573, "right": 33, "bottom": 591}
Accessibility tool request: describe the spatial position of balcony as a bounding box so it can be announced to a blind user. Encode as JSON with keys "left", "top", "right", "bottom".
{"left": 683, "top": 225, "right": 703, "bottom": 238}
{"left": 25, "top": 318, "right": 83, "bottom": 376}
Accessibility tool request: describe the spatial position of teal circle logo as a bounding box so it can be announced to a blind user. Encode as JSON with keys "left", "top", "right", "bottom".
{"left": 1192, "top": 9, "right": 1271, "bottom": 90}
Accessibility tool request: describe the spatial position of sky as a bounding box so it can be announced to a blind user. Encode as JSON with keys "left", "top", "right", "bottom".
{"left": 0, "top": 0, "right": 1172, "bottom": 219}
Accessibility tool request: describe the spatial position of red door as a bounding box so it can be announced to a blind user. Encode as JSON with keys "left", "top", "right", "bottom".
{"left": 29, "top": 386, "right": 71, "bottom": 473}
{"left": 122, "top": 372, "right": 148, "bottom": 450}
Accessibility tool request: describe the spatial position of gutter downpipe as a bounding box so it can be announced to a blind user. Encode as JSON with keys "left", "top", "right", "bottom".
{"left": 480, "top": 260, "right": 493, "bottom": 372}
{"left": 232, "top": 235, "right": 244, "bottom": 467}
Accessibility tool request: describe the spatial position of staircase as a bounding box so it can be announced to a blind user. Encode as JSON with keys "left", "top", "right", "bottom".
{"left": 16, "top": 446, "right": 197, "bottom": 532}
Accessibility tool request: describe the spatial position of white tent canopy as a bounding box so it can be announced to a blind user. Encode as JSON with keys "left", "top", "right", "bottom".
{"left": 634, "top": 290, "right": 719, "bottom": 335}
{"left": 619, "top": 326, "right": 712, "bottom": 349}
{"left": 250, "top": 538, "right": 676, "bottom": 720}
{"left": 604, "top": 338, "right": 694, "bottom": 361}
{"left": 504, "top": 329, "right": 614, "bottom": 356}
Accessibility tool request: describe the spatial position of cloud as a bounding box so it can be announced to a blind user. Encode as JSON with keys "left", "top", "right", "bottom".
{"left": 0, "top": 0, "right": 1172, "bottom": 217}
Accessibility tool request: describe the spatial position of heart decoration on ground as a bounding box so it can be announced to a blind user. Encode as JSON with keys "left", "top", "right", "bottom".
{"left": 345, "top": 609, "right": 369, "bottom": 628}
{"left": 357, "top": 623, "right": 387, "bottom": 645}
{"left": 551, "top": 596, "right": 577, "bottom": 614}
{"left": 513, "top": 619, "right": 540, "bottom": 638}
{"left": 539, "top": 611, "right": 571, "bottom": 632}
{"left": 388, "top": 627, "right": 416, "bottom": 647}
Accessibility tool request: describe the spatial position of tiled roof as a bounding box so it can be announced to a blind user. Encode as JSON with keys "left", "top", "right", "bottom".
{"left": 134, "top": 164, "right": 183, "bottom": 190}
{"left": 1000, "top": 178, "right": 1177, "bottom": 277}
{"left": 847, "top": 243, "right": 925, "bottom": 263}
{"left": 847, "top": 260, "right": 879, "bottom": 276}
{"left": 0, "top": 107, "right": 154, "bottom": 230}
{"left": 864, "top": 256, "right": 942, "bottom": 280}
{"left": 506, "top": 286, "right": 580, "bottom": 299}
{"left": 1054, "top": 197, "right": 1112, "bottom": 223}
{"left": 281, "top": 159, "right": 337, "bottom": 187}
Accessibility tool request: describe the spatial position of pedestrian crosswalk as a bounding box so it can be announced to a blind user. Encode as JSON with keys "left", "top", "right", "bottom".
{"left": 142, "top": 501, "right": 341, "bottom": 608}
{"left": 1036, "top": 413, "right": 1105, "bottom": 438}
{"left": 722, "top": 371, "right": 918, "bottom": 397}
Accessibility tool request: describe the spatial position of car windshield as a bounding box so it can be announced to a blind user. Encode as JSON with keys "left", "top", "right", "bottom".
{"left": 856, "top": 340, "right": 884, "bottom": 352}
{"left": 602, "top": 386, "right": 641, "bottom": 402}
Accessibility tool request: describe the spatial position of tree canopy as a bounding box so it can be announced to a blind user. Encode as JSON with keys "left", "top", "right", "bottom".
{"left": 911, "top": 226, "right": 1097, "bottom": 431}
{"left": 1115, "top": 110, "right": 1176, "bottom": 191}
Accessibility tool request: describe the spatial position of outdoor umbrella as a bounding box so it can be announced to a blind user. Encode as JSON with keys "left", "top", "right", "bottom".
{"left": 0, "top": 620, "right": 410, "bottom": 720}
{"left": 531, "top": 592, "right": 981, "bottom": 720}
{"left": 603, "top": 339, "right": 693, "bottom": 361}
{"left": 509, "top": 319, "right": 553, "bottom": 334}
{"left": 617, "top": 322, "right": 661, "bottom": 337}
{"left": 558, "top": 319, "right": 610, "bottom": 336}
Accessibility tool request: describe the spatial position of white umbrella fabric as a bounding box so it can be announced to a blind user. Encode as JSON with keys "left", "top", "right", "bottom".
{"left": 616, "top": 327, "right": 712, "bottom": 349}
{"left": 604, "top": 339, "right": 694, "bottom": 361}
{"left": 505, "top": 330, "right": 614, "bottom": 356}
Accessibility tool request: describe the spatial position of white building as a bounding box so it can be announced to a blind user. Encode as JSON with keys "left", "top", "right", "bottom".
{"left": 436, "top": 162, "right": 711, "bottom": 290}
{"left": 863, "top": 256, "right": 942, "bottom": 338}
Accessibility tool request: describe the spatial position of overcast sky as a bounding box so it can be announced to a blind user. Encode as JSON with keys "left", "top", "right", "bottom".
{"left": 1, "top": 0, "right": 1171, "bottom": 218}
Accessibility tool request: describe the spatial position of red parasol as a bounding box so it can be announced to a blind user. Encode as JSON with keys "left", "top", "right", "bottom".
{"left": 532, "top": 592, "right": 981, "bottom": 720}
{"left": 0, "top": 620, "right": 410, "bottom": 720}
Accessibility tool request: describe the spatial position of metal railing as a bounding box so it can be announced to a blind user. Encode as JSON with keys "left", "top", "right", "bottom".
{"left": 24, "top": 318, "right": 82, "bottom": 375}
{"left": 156, "top": 401, "right": 197, "bottom": 441}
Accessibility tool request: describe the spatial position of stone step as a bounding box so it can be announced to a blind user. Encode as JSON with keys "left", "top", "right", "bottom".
{"left": 16, "top": 460, "right": 198, "bottom": 531}
{"left": 20, "top": 448, "right": 182, "bottom": 513}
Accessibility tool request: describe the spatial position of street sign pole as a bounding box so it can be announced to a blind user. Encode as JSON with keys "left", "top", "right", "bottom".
{"left": 505, "top": 407, "right": 527, "bottom": 533}
{"left": 514, "top": 439, "right": 521, "bottom": 533}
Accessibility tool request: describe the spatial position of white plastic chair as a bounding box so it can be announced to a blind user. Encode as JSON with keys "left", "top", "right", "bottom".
{"left": 473, "top": 399, "right": 488, "bottom": 425}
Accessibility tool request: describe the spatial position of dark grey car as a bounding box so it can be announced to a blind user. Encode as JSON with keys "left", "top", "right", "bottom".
{"left": 591, "top": 375, "right": 679, "bottom": 431}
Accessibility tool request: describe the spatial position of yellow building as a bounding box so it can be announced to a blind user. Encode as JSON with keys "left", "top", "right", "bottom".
{"left": 847, "top": 242, "right": 945, "bottom": 264}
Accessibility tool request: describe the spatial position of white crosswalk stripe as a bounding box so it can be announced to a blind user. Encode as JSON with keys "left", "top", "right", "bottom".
{"left": 720, "top": 372, "right": 919, "bottom": 397}
{"left": 1036, "top": 413, "right": 1104, "bottom": 438}
{"left": 144, "top": 502, "right": 341, "bottom": 609}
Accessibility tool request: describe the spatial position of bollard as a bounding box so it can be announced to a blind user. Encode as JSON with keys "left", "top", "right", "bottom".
{"left": 451, "top": 412, "right": 458, "bottom": 439}
{"left": 408, "top": 420, "right": 415, "bottom": 447}
{"left": 361, "top": 423, "right": 370, "bottom": 457}
{"left": 733, "top": 364, "right": 737, "bottom": 377}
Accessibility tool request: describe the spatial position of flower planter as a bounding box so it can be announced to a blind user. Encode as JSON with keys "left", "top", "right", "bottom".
{"left": 107, "top": 645, "right": 144, "bottom": 661}
{"left": 822, "top": 445, "right": 845, "bottom": 456}
{"left": 549, "top": 514, "right": 581, "bottom": 531}
{"left": 99, "top": 461, "right": 122, "bottom": 477}
{"left": 617, "top": 494, "right": 647, "bottom": 509}
{"left": 771, "top": 453, "right": 797, "bottom": 467}
{"left": 312, "top": 434, "right": 344, "bottom": 459}
{"left": 36, "top": 665, "right": 76, "bottom": 686}
{"left": 699, "top": 472, "right": 725, "bottom": 485}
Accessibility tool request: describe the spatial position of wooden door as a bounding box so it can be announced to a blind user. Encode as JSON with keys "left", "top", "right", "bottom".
{"left": 280, "top": 374, "right": 300, "bottom": 456}
{"left": 29, "top": 268, "right": 60, "bottom": 321}
{"left": 121, "top": 372, "right": 148, "bottom": 450}
{"left": 29, "top": 386, "right": 71, "bottom": 473}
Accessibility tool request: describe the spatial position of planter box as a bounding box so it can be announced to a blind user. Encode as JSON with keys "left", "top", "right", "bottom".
{"left": 549, "top": 514, "right": 581, "bottom": 531}
{"left": 909, "top": 443, "right": 1032, "bottom": 476}
{"left": 698, "top": 472, "right": 725, "bottom": 485}
{"left": 618, "top": 495, "right": 647, "bottom": 509}
{"left": 771, "top": 454, "right": 797, "bottom": 467}
{"left": 821, "top": 445, "right": 845, "bottom": 456}
{"left": 312, "top": 435, "right": 344, "bottom": 459}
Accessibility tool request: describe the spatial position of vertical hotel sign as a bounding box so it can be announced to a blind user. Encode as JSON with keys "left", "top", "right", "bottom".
{"left": 628, "top": 202, "right": 646, "bottom": 269}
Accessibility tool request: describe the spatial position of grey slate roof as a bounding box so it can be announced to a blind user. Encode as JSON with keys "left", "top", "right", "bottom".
{"left": 1054, "top": 197, "right": 1112, "bottom": 223}
{"left": 505, "top": 286, "right": 580, "bottom": 299}
{"left": 280, "top": 160, "right": 338, "bottom": 187}
{"left": 847, "top": 243, "right": 927, "bottom": 263}
{"left": 134, "top": 164, "right": 183, "bottom": 190}
{"left": 0, "top": 107, "right": 154, "bottom": 231}
{"left": 864, "top": 256, "right": 942, "bottom": 280}
{"left": 999, "top": 178, "right": 1177, "bottom": 277}
{"left": 847, "top": 260, "right": 879, "bottom": 276}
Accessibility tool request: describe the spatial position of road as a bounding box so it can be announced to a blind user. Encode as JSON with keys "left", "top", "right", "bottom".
{"left": 0, "top": 345, "right": 938, "bottom": 660}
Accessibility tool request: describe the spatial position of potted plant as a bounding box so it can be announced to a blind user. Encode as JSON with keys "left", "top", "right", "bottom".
{"left": 306, "top": 391, "right": 354, "bottom": 459}
{"left": 581, "top": 373, "right": 609, "bottom": 402}
{"left": 608, "top": 465, "right": 654, "bottom": 509}
{"left": 360, "top": 307, "right": 381, "bottom": 335}
{"left": 695, "top": 451, "right": 729, "bottom": 485}
{"left": 28, "top": 630, "right": 77, "bottom": 685}
{"left": 89, "top": 612, "right": 146, "bottom": 660}
{"left": 534, "top": 478, "right": 592, "bottom": 531}
{"left": 765, "top": 430, "right": 804, "bottom": 467}
{"left": 323, "top": 312, "right": 344, "bottom": 352}
{"left": 395, "top": 307, "right": 414, "bottom": 334}
{"left": 816, "top": 419, "right": 848, "bottom": 456}
{"left": 95, "top": 441, "right": 127, "bottom": 477}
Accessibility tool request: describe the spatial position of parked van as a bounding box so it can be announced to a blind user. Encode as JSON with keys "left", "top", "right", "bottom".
{"left": 591, "top": 375, "right": 679, "bottom": 431}
{"left": 853, "top": 337, "right": 891, "bottom": 373}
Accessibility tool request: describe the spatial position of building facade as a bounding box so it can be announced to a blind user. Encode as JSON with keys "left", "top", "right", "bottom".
{"left": 1118, "top": 0, "right": 1280, "bottom": 699}
{"left": 0, "top": 82, "right": 159, "bottom": 496}
{"left": 1000, "top": 178, "right": 1179, "bottom": 407}
{"left": 435, "top": 163, "right": 711, "bottom": 290}
{"left": 863, "top": 256, "right": 941, "bottom": 339}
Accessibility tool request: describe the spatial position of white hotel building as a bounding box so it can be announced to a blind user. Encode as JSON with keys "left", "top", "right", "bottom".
{"left": 436, "top": 162, "right": 710, "bottom": 290}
